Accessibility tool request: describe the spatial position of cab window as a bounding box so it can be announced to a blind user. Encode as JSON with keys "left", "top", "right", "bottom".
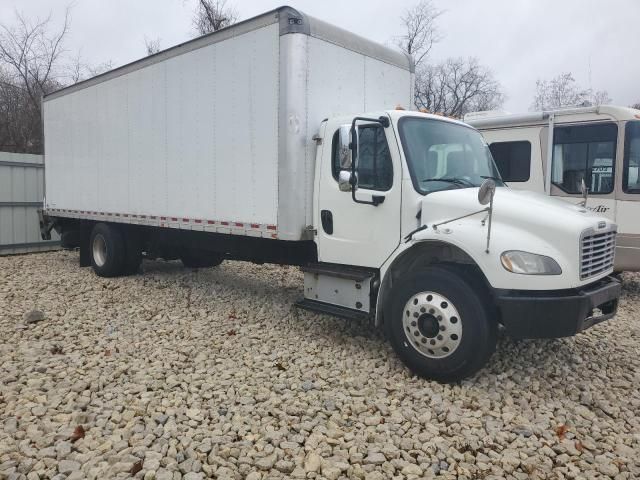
{"left": 551, "top": 123, "right": 616, "bottom": 194}
{"left": 623, "top": 121, "right": 640, "bottom": 194}
{"left": 332, "top": 125, "right": 393, "bottom": 191}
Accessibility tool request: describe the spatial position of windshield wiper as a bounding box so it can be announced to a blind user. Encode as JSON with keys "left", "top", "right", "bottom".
{"left": 422, "top": 177, "right": 475, "bottom": 187}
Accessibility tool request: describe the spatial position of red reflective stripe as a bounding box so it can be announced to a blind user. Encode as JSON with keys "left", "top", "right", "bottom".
{"left": 251, "top": 224, "right": 259, "bottom": 229}
{"left": 207, "top": 220, "right": 215, "bottom": 225}
{"left": 221, "top": 221, "right": 229, "bottom": 225}
{"left": 267, "top": 225, "right": 276, "bottom": 230}
{"left": 235, "top": 222, "right": 243, "bottom": 227}
{"left": 195, "top": 219, "right": 202, "bottom": 224}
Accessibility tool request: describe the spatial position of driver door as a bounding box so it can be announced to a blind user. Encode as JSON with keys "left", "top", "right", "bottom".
{"left": 316, "top": 118, "right": 402, "bottom": 268}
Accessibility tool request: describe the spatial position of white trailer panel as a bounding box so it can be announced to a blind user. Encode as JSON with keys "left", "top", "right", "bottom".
{"left": 43, "top": 7, "right": 413, "bottom": 241}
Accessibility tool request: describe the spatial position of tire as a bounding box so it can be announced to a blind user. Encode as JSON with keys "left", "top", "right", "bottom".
{"left": 180, "top": 250, "right": 223, "bottom": 269}
{"left": 89, "top": 223, "right": 126, "bottom": 277}
{"left": 386, "top": 265, "right": 497, "bottom": 382}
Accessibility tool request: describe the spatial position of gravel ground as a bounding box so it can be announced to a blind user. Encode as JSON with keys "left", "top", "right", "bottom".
{"left": 1, "top": 251, "right": 639, "bottom": 480}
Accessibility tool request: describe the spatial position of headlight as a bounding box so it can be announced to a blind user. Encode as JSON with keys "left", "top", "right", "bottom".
{"left": 500, "top": 251, "right": 562, "bottom": 275}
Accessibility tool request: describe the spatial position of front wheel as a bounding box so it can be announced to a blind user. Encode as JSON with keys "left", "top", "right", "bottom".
{"left": 387, "top": 265, "right": 497, "bottom": 382}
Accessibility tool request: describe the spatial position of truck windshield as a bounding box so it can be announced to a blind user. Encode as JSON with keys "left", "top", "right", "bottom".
{"left": 624, "top": 120, "right": 640, "bottom": 194}
{"left": 399, "top": 117, "right": 504, "bottom": 194}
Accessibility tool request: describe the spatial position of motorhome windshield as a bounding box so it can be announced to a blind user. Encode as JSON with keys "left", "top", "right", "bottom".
{"left": 624, "top": 120, "right": 640, "bottom": 194}
{"left": 399, "top": 117, "right": 504, "bottom": 194}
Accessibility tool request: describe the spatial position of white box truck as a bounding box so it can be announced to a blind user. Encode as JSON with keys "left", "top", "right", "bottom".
{"left": 40, "top": 7, "right": 621, "bottom": 381}
{"left": 465, "top": 105, "right": 640, "bottom": 272}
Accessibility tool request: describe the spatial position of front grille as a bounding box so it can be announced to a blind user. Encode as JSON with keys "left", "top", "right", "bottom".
{"left": 580, "top": 229, "right": 616, "bottom": 280}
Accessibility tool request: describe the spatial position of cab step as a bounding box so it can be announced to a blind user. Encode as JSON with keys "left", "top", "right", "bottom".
{"left": 300, "top": 262, "right": 377, "bottom": 316}
{"left": 295, "top": 298, "right": 371, "bottom": 321}
{"left": 301, "top": 262, "right": 375, "bottom": 281}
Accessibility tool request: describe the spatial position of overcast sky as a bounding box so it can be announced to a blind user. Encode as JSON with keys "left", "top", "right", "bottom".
{"left": 2, "top": 0, "right": 638, "bottom": 112}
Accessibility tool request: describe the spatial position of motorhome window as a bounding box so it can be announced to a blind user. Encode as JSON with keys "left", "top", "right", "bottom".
{"left": 332, "top": 125, "right": 393, "bottom": 191}
{"left": 489, "top": 141, "right": 531, "bottom": 182}
{"left": 551, "top": 123, "right": 617, "bottom": 194}
{"left": 398, "top": 117, "right": 503, "bottom": 195}
{"left": 623, "top": 121, "right": 640, "bottom": 194}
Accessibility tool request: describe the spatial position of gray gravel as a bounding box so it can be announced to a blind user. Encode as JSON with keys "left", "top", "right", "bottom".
{"left": 1, "top": 250, "right": 639, "bottom": 480}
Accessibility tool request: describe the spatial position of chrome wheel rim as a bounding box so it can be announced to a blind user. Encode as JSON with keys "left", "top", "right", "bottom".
{"left": 402, "top": 291, "right": 462, "bottom": 359}
{"left": 92, "top": 234, "right": 107, "bottom": 267}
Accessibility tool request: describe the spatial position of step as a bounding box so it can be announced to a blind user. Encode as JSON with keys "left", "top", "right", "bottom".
{"left": 301, "top": 262, "right": 376, "bottom": 282}
{"left": 295, "top": 299, "right": 371, "bottom": 322}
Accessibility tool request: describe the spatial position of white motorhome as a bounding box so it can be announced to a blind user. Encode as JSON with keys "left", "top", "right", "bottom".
{"left": 40, "top": 7, "right": 621, "bottom": 382}
{"left": 466, "top": 106, "right": 640, "bottom": 271}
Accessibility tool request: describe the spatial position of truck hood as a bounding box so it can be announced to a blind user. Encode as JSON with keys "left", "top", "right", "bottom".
{"left": 421, "top": 187, "right": 609, "bottom": 235}
{"left": 414, "top": 186, "right": 617, "bottom": 290}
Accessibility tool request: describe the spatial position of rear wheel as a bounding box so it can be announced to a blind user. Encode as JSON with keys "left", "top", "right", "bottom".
{"left": 387, "top": 265, "right": 497, "bottom": 382}
{"left": 90, "top": 223, "right": 126, "bottom": 277}
{"left": 180, "top": 249, "right": 223, "bottom": 269}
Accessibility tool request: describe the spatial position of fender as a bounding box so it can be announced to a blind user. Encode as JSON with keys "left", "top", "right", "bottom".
{"left": 374, "top": 237, "right": 491, "bottom": 328}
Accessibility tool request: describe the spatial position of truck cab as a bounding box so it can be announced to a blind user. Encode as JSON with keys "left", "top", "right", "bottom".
{"left": 300, "top": 109, "right": 621, "bottom": 381}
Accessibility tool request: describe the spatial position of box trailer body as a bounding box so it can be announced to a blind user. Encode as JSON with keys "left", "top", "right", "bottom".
{"left": 466, "top": 105, "right": 640, "bottom": 271}
{"left": 41, "top": 7, "right": 621, "bottom": 382}
{"left": 43, "top": 7, "right": 413, "bottom": 242}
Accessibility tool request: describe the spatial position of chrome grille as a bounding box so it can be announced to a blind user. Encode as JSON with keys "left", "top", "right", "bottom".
{"left": 580, "top": 229, "right": 616, "bottom": 280}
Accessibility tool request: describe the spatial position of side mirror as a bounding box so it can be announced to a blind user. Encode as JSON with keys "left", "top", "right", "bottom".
{"left": 579, "top": 177, "right": 589, "bottom": 206}
{"left": 337, "top": 125, "right": 353, "bottom": 170}
{"left": 338, "top": 170, "right": 356, "bottom": 192}
{"left": 478, "top": 178, "right": 496, "bottom": 205}
{"left": 337, "top": 124, "right": 357, "bottom": 192}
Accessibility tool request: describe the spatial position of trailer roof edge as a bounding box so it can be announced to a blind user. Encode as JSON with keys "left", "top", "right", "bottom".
{"left": 44, "top": 6, "right": 413, "bottom": 102}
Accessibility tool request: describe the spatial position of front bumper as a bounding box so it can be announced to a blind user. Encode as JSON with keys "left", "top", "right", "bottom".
{"left": 494, "top": 276, "right": 621, "bottom": 338}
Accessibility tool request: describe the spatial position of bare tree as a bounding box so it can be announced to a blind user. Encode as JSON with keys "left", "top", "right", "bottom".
{"left": 0, "top": 9, "right": 74, "bottom": 152}
{"left": 0, "top": 69, "right": 39, "bottom": 152}
{"left": 415, "top": 57, "right": 504, "bottom": 118}
{"left": 0, "top": 7, "right": 109, "bottom": 153}
{"left": 590, "top": 89, "right": 611, "bottom": 106}
{"left": 632, "top": 102, "right": 640, "bottom": 110}
{"left": 0, "top": 9, "right": 70, "bottom": 114}
{"left": 532, "top": 72, "right": 611, "bottom": 110}
{"left": 395, "top": 0, "right": 442, "bottom": 69}
{"left": 144, "top": 36, "right": 161, "bottom": 56}
{"left": 193, "top": 0, "right": 238, "bottom": 36}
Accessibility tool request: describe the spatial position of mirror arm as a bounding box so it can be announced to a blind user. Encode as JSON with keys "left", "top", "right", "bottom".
{"left": 349, "top": 115, "right": 390, "bottom": 207}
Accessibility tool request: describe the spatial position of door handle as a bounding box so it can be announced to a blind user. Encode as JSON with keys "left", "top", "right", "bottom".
{"left": 321, "top": 210, "right": 333, "bottom": 234}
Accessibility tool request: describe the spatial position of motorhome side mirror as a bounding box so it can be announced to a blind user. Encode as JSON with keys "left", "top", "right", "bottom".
{"left": 338, "top": 170, "right": 356, "bottom": 192}
{"left": 337, "top": 125, "right": 352, "bottom": 170}
{"left": 478, "top": 178, "right": 496, "bottom": 205}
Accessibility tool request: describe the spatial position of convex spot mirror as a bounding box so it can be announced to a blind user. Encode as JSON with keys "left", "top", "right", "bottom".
{"left": 478, "top": 178, "right": 496, "bottom": 205}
